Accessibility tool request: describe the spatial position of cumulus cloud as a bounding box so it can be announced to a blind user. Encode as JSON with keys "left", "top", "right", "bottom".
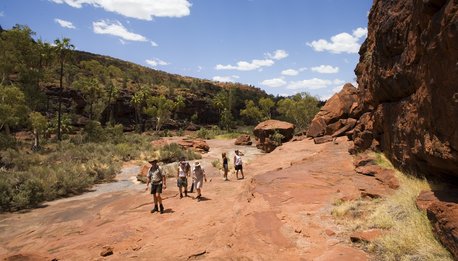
{"left": 307, "top": 27, "right": 368, "bottom": 54}
{"left": 216, "top": 59, "right": 274, "bottom": 71}
{"left": 213, "top": 75, "right": 240, "bottom": 82}
{"left": 281, "top": 69, "right": 299, "bottom": 76}
{"left": 261, "top": 78, "right": 287, "bottom": 88}
{"left": 146, "top": 58, "right": 169, "bottom": 67}
{"left": 50, "top": 0, "right": 191, "bottom": 20}
{"left": 266, "top": 49, "right": 288, "bottom": 60}
{"left": 311, "top": 65, "right": 339, "bottom": 74}
{"left": 287, "top": 78, "right": 345, "bottom": 90}
{"left": 54, "top": 18, "right": 76, "bottom": 29}
{"left": 150, "top": 41, "right": 158, "bottom": 47}
{"left": 93, "top": 20, "right": 147, "bottom": 41}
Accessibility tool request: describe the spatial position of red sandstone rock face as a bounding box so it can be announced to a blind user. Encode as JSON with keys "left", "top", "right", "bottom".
{"left": 253, "top": 120, "right": 295, "bottom": 153}
{"left": 416, "top": 190, "right": 458, "bottom": 259}
{"left": 353, "top": 0, "right": 458, "bottom": 178}
{"left": 307, "top": 83, "right": 359, "bottom": 139}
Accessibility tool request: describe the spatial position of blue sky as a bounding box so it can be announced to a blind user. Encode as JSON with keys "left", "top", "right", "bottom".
{"left": 0, "top": 0, "right": 372, "bottom": 99}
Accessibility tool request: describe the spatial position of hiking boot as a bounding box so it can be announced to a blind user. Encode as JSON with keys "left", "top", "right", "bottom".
{"left": 159, "top": 204, "right": 164, "bottom": 214}
{"left": 151, "top": 205, "right": 158, "bottom": 213}
{"left": 184, "top": 192, "right": 188, "bottom": 197}
{"left": 180, "top": 193, "right": 183, "bottom": 199}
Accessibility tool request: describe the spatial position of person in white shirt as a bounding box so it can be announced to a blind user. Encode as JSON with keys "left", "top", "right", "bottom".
{"left": 234, "top": 150, "right": 244, "bottom": 180}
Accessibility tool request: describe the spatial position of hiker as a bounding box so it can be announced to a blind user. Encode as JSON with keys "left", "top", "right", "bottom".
{"left": 177, "top": 157, "right": 190, "bottom": 198}
{"left": 192, "top": 161, "right": 207, "bottom": 201}
{"left": 145, "top": 159, "right": 166, "bottom": 214}
{"left": 222, "top": 152, "right": 229, "bottom": 181}
{"left": 234, "top": 150, "right": 244, "bottom": 179}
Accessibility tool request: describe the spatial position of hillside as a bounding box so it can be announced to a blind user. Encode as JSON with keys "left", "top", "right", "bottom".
{"left": 0, "top": 25, "right": 270, "bottom": 131}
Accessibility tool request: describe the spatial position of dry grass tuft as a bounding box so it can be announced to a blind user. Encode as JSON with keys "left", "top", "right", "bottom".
{"left": 332, "top": 152, "right": 453, "bottom": 260}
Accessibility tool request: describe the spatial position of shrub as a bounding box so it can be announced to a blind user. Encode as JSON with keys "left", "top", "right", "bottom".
{"left": 0, "top": 133, "right": 17, "bottom": 150}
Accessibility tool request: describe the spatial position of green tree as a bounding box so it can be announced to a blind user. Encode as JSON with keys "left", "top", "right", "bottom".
{"left": 212, "top": 89, "right": 235, "bottom": 129}
{"left": 259, "top": 97, "right": 275, "bottom": 120}
{"left": 144, "top": 95, "right": 177, "bottom": 132}
{"left": 131, "top": 84, "right": 150, "bottom": 132}
{"left": 73, "top": 60, "right": 108, "bottom": 121}
{"left": 54, "top": 37, "right": 74, "bottom": 141}
{"left": 106, "top": 65, "right": 123, "bottom": 124}
{"left": 277, "top": 92, "right": 320, "bottom": 132}
{"left": 0, "top": 85, "right": 28, "bottom": 136}
{"left": 29, "top": 111, "right": 47, "bottom": 150}
{"left": 240, "top": 100, "right": 262, "bottom": 124}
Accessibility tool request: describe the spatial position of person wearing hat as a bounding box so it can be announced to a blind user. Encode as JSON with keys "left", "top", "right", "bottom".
{"left": 192, "top": 161, "right": 207, "bottom": 201}
{"left": 145, "top": 159, "right": 166, "bottom": 214}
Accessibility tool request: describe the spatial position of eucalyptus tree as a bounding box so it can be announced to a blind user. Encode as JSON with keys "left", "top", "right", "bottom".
{"left": 54, "top": 37, "right": 74, "bottom": 140}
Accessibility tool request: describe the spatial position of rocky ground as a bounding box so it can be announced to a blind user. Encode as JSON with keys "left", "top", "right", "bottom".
{"left": 0, "top": 137, "right": 394, "bottom": 260}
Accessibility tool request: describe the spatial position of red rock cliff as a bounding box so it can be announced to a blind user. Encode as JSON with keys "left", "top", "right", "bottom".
{"left": 353, "top": 0, "right": 458, "bottom": 178}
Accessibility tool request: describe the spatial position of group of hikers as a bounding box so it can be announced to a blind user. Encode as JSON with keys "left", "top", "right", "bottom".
{"left": 145, "top": 150, "right": 244, "bottom": 214}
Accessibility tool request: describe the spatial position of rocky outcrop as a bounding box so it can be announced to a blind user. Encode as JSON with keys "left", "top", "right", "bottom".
{"left": 352, "top": 0, "right": 458, "bottom": 178}
{"left": 253, "top": 120, "right": 295, "bottom": 153}
{"left": 416, "top": 190, "right": 458, "bottom": 259}
{"left": 307, "top": 83, "right": 359, "bottom": 139}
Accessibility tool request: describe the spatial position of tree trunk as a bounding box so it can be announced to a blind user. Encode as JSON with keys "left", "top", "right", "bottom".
{"left": 57, "top": 57, "right": 64, "bottom": 141}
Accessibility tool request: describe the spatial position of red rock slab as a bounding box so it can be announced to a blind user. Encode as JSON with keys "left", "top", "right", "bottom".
{"left": 350, "top": 229, "right": 383, "bottom": 243}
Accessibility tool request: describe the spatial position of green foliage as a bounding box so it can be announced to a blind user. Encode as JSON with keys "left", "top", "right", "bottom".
{"left": 277, "top": 92, "right": 320, "bottom": 132}
{"left": 0, "top": 133, "right": 17, "bottom": 150}
{"left": 190, "top": 113, "right": 198, "bottom": 123}
{"left": 259, "top": 97, "right": 275, "bottom": 120}
{"left": 157, "top": 143, "right": 202, "bottom": 163}
{"left": 144, "top": 95, "right": 177, "bottom": 132}
{"left": 0, "top": 84, "right": 29, "bottom": 135}
{"left": 240, "top": 100, "right": 263, "bottom": 124}
{"left": 29, "top": 111, "right": 47, "bottom": 149}
{"left": 270, "top": 130, "right": 285, "bottom": 146}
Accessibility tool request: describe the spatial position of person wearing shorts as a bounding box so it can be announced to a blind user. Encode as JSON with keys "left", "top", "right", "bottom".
{"left": 192, "top": 161, "right": 207, "bottom": 201}
{"left": 234, "top": 150, "right": 244, "bottom": 180}
{"left": 145, "top": 159, "right": 166, "bottom": 214}
{"left": 177, "top": 158, "right": 190, "bottom": 198}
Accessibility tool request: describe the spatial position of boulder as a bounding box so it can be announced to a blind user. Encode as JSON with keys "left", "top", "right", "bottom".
{"left": 235, "top": 134, "right": 253, "bottom": 146}
{"left": 306, "top": 83, "right": 358, "bottom": 138}
{"left": 313, "top": 135, "right": 334, "bottom": 144}
{"left": 416, "top": 190, "right": 458, "bottom": 259}
{"left": 178, "top": 138, "right": 209, "bottom": 153}
{"left": 253, "top": 120, "right": 295, "bottom": 153}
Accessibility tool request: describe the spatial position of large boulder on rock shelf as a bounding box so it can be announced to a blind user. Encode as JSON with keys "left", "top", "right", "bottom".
{"left": 253, "top": 120, "right": 295, "bottom": 152}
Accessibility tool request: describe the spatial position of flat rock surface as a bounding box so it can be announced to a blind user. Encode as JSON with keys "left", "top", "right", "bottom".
{"left": 0, "top": 137, "right": 373, "bottom": 260}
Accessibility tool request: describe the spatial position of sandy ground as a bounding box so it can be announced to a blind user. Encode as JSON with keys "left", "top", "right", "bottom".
{"left": 0, "top": 137, "right": 371, "bottom": 260}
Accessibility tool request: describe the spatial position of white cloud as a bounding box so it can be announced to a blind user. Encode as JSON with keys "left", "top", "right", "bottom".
{"left": 119, "top": 39, "right": 126, "bottom": 45}
{"left": 54, "top": 18, "right": 76, "bottom": 29}
{"left": 146, "top": 58, "right": 169, "bottom": 67}
{"left": 281, "top": 69, "right": 299, "bottom": 76}
{"left": 307, "top": 27, "right": 367, "bottom": 54}
{"left": 93, "top": 20, "right": 147, "bottom": 42}
{"left": 213, "top": 75, "right": 240, "bottom": 82}
{"left": 150, "top": 41, "right": 158, "bottom": 47}
{"left": 216, "top": 59, "right": 274, "bottom": 71}
{"left": 266, "top": 49, "right": 288, "bottom": 60}
{"left": 311, "top": 65, "right": 339, "bottom": 74}
{"left": 261, "top": 78, "right": 287, "bottom": 88}
{"left": 50, "top": 0, "right": 191, "bottom": 20}
{"left": 288, "top": 78, "right": 344, "bottom": 90}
